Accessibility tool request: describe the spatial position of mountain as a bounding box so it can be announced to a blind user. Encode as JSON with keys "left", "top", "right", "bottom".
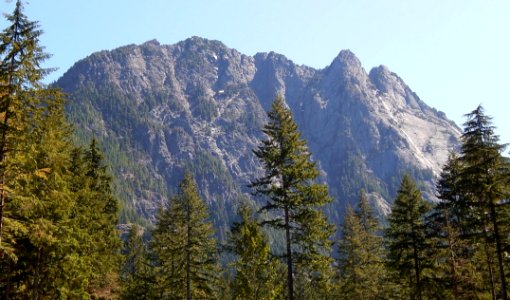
{"left": 57, "top": 37, "right": 460, "bottom": 230}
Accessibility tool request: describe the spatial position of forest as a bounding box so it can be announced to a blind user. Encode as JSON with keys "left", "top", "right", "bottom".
{"left": 1, "top": 2, "right": 510, "bottom": 299}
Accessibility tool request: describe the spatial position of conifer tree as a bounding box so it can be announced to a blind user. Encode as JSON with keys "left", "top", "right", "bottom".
{"left": 69, "top": 139, "right": 121, "bottom": 296}
{"left": 0, "top": 0, "right": 51, "bottom": 258}
{"left": 457, "top": 105, "right": 510, "bottom": 300}
{"left": 0, "top": 88, "right": 92, "bottom": 299}
{"left": 385, "top": 174, "right": 431, "bottom": 300}
{"left": 227, "top": 204, "right": 282, "bottom": 300}
{"left": 250, "top": 96, "right": 334, "bottom": 300}
{"left": 151, "top": 172, "right": 219, "bottom": 299}
{"left": 0, "top": 2, "right": 122, "bottom": 297}
{"left": 121, "top": 224, "right": 156, "bottom": 300}
{"left": 427, "top": 153, "right": 487, "bottom": 299}
{"left": 336, "top": 190, "right": 388, "bottom": 299}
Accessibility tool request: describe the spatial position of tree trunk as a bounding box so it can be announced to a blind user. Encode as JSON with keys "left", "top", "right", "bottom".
{"left": 31, "top": 248, "right": 41, "bottom": 300}
{"left": 490, "top": 202, "right": 507, "bottom": 300}
{"left": 284, "top": 205, "right": 294, "bottom": 300}
{"left": 0, "top": 65, "right": 14, "bottom": 258}
{"left": 412, "top": 241, "right": 422, "bottom": 300}
{"left": 0, "top": 11, "right": 20, "bottom": 255}
{"left": 484, "top": 237, "right": 497, "bottom": 300}
{"left": 445, "top": 210, "right": 459, "bottom": 300}
{"left": 186, "top": 205, "right": 191, "bottom": 300}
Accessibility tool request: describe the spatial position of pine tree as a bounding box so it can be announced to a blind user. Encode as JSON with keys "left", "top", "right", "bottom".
{"left": 151, "top": 172, "right": 219, "bottom": 299}
{"left": 457, "top": 105, "right": 510, "bottom": 300}
{"left": 336, "top": 190, "right": 388, "bottom": 299}
{"left": 227, "top": 204, "right": 282, "bottom": 300}
{"left": 250, "top": 96, "right": 334, "bottom": 300}
{"left": 385, "top": 174, "right": 431, "bottom": 300}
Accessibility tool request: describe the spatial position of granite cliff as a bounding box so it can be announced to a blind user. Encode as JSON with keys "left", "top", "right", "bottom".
{"left": 57, "top": 37, "right": 461, "bottom": 228}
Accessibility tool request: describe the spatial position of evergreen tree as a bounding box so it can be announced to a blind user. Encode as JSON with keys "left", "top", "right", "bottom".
{"left": 426, "top": 153, "right": 487, "bottom": 299}
{"left": 0, "top": 88, "right": 93, "bottom": 298}
{"left": 121, "top": 224, "right": 156, "bottom": 300}
{"left": 385, "top": 174, "right": 431, "bottom": 300}
{"left": 0, "top": 2, "right": 85, "bottom": 297}
{"left": 336, "top": 190, "right": 388, "bottom": 299}
{"left": 227, "top": 204, "right": 282, "bottom": 300}
{"left": 0, "top": 2, "right": 122, "bottom": 297}
{"left": 151, "top": 172, "right": 219, "bottom": 299}
{"left": 0, "top": 0, "right": 51, "bottom": 259}
{"left": 69, "top": 140, "right": 121, "bottom": 297}
{"left": 250, "top": 96, "right": 334, "bottom": 300}
{"left": 457, "top": 105, "right": 510, "bottom": 300}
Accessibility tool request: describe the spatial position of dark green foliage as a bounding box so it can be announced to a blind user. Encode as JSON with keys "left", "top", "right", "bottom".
{"left": 250, "top": 95, "right": 334, "bottom": 300}
{"left": 151, "top": 172, "right": 220, "bottom": 299}
{"left": 456, "top": 106, "right": 510, "bottom": 299}
{"left": 0, "top": 2, "right": 122, "bottom": 297}
{"left": 187, "top": 82, "right": 218, "bottom": 121}
{"left": 69, "top": 140, "right": 122, "bottom": 296}
{"left": 0, "top": 0, "right": 50, "bottom": 258}
{"left": 65, "top": 84, "right": 169, "bottom": 223}
{"left": 336, "top": 190, "right": 390, "bottom": 299}
{"left": 426, "top": 153, "right": 487, "bottom": 299}
{"left": 121, "top": 224, "right": 157, "bottom": 299}
{"left": 385, "top": 174, "right": 432, "bottom": 300}
{"left": 227, "top": 204, "right": 282, "bottom": 300}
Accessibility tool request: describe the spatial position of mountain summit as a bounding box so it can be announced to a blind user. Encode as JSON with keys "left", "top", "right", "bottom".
{"left": 57, "top": 37, "right": 460, "bottom": 225}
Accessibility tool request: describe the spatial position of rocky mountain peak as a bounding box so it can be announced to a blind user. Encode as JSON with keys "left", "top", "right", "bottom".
{"left": 142, "top": 39, "right": 160, "bottom": 46}
{"left": 369, "top": 65, "right": 424, "bottom": 111}
{"left": 370, "top": 65, "right": 404, "bottom": 93}
{"left": 328, "top": 49, "right": 364, "bottom": 75}
{"left": 321, "top": 49, "right": 370, "bottom": 93}
{"left": 58, "top": 37, "right": 461, "bottom": 225}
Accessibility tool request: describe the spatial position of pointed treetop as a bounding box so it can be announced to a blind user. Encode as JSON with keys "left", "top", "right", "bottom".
{"left": 0, "top": 0, "right": 51, "bottom": 89}
{"left": 462, "top": 105, "right": 503, "bottom": 147}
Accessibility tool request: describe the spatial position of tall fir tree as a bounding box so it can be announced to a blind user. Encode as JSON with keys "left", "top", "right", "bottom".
{"left": 0, "top": 0, "right": 51, "bottom": 258}
{"left": 151, "top": 172, "right": 219, "bottom": 299}
{"left": 0, "top": 3, "right": 95, "bottom": 293}
{"left": 250, "top": 96, "right": 334, "bottom": 300}
{"left": 336, "top": 190, "right": 389, "bottom": 299}
{"left": 426, "top": 153, "right": 488, "bottom": 299}
{"left": 0, "top": 2, "right": 122, "bottom": 297}
{"left": 69, "top": 139, "right": 121, "bottom": 297}
{"left": 385, "top": 174, "right": 431, "bottom": 300}
{"left": 227, "top": 204, "right": 282, "bottom": 300}
{"left": 457, "top": 105, "right": 510, "bottom": 300}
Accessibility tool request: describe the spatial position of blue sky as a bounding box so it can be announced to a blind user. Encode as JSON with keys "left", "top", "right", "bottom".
{"left": 2, "top": 0, "right": 509, "bottom": 146}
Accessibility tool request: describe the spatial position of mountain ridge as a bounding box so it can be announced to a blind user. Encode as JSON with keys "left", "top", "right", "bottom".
{"left": 57, "top": 36, "right": 461, "bottom": 226}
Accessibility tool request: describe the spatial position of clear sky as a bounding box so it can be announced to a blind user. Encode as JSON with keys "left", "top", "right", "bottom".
{"left": 2, "top": 0, "right": 509, "bottom": 147}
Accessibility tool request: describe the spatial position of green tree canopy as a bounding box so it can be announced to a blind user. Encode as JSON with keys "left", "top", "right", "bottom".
{"left": 457, "top": 105, "right": 510, "bottom": 299}
{"left": 250, "top": 95, "right": 334, "bottom": 300}
{"left": 336, "top": 190, "right": 388, "bottom": 299}
{"left": 151, "top": 172, "right": 219, "bottom": 299}
{"left": 227, "top": 204, "right": 282, "bottom": 300}
{"left": 385, "top": 174, "right": 431, "bottom": 300}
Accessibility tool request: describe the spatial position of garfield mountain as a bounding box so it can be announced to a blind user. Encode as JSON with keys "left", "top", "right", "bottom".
{"left": 57, "top": 37, "right": 460, "bottom": 228}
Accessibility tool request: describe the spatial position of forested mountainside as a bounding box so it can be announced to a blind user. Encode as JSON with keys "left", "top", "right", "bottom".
{"left": 57, "top": 37, "right": 461, "bottom": 227}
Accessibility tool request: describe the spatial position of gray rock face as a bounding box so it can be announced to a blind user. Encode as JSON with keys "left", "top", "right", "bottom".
{"left": 58, "top": 37, "right": 461, "bottom": 225}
